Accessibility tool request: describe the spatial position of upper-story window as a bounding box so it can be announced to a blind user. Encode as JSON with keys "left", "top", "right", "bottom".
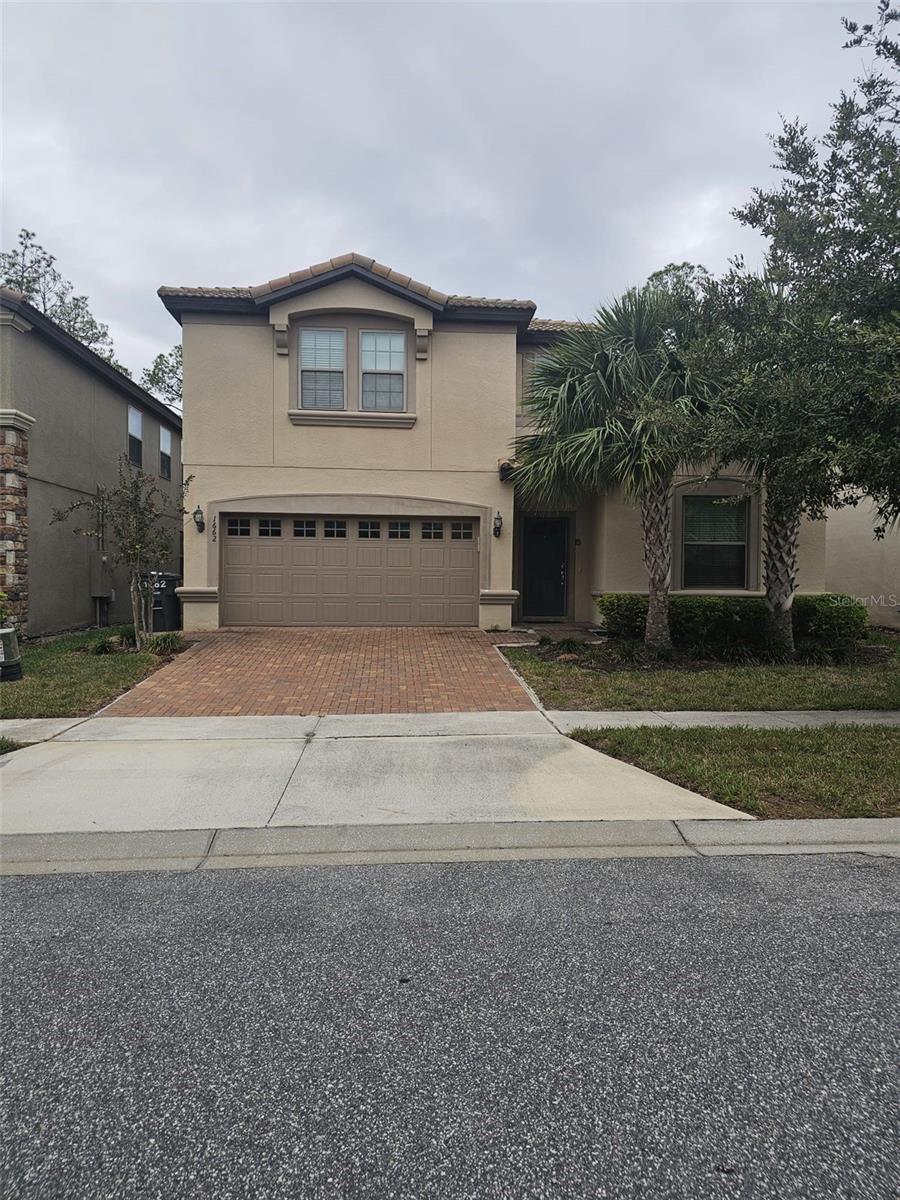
{"left": 360, "top": 332, "right": 405, "bottom": 412}
{"left": 682, "top": 496, "right": 749, "bottom": 589}
{"left": 300, "top": 329, "right": 345, "bottom": 410}
{"left": 159, "top": 426, "right": 172, "bottom": 480}
{"left": 128, "top": 406, "right": 143, "bottom": 467}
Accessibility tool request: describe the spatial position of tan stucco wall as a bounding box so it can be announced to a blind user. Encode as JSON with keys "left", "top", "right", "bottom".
{"left": 3, "top": 322, "right": 182, "bottom": 635}
{"left": 180, "top": 282, "right": 518, "bottom": 628}
{"left": 583, "top": 483, "right": 828, "bottom": 623}
{"left": 825, "top": 503, "right": 900, "bottom": 627}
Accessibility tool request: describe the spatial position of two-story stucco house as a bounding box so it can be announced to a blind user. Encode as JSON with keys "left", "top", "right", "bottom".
{"left": 0, "top": 286, "right": 183, "bottom": 636}
{"left": 160, "top": 253, "right": 898, "bottom": 632}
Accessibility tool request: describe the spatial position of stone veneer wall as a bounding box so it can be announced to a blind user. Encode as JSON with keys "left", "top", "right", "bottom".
{"left": 0, "top": 419, "right": 30, "bottom": 630}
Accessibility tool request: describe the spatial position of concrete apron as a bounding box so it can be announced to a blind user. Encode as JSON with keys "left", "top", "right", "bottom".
{"left": 0, "top": 712, "right": 744, "bottom": 839}
{"left": 2, "top": 818, "right": 898, "bottom": 876}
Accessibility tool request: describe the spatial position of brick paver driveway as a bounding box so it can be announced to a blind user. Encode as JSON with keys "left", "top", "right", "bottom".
{"left": 105, "top": 628, "right": 535, "bottom": 716}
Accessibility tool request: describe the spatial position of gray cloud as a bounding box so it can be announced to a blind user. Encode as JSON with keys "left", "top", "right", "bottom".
{"left": 2, "top": 1, "right": 871, "bottom": 375}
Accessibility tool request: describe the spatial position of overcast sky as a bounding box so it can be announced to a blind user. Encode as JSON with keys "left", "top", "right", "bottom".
{"left": 1, "top": 1, "right": 875, "bottom": 377}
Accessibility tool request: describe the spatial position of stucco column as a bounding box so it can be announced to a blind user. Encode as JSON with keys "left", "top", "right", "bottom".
{"left": 0, "top": 409, "right": 35, "bottom": 631}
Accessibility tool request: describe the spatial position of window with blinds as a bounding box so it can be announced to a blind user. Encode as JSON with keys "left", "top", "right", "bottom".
{"left": 361, "top": 331, "right": 405, "bottom": 411}
{"left": 159, "top": 426, "right": 172, "bottom": 480}
{"left": 683, "top": 496, "right": 749, "bottom": 588}
{"left": 127, "top": 406, "right": 143, "bottom": 467}
{"left": 300, "top": 329, "right": 345, "bottom": 409}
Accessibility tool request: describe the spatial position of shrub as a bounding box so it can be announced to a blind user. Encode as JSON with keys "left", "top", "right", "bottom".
{"left": 595, "top": 594, "right": 648, "bottom": 640}
{"left": 556, "top": 637, "right": 582, "bottom": 654}
{"left": 116, "top": 624, "right": 137, "bottom": 648}
{"left": 89, "top": 637, "right": 118, "bottom": 656}
{"left": 792, "top": 594, "right": 868, "bottom": 643}
{"left": 595, "top": 592, "right": 868, "bottom": 654}
{"left": 146, "top": 631, "right": 186, "bottom": 657}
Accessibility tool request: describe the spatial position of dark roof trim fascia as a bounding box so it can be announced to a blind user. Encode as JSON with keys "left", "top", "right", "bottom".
{"left": 160, "top": 262, "right": 536, "bottom": 332}
{"left": 160, "top": 294, "right": 256, "bottom": 322}
{"left": 2, "top": 293, "right": 181, "bottom": 431}
{"left": 441, "top": 306, "right": 535, "bottom": 332}
{"left": 518, "top": 327, "right": 569, "bottom": 345}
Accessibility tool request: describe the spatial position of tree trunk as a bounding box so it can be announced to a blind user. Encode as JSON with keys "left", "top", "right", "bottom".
{"left": 640, "top": 479, "right": 673, "bottom": 651}
{"left": 130, "top": 573, "right": 145, "bottom": 651}
{"left": 763, "top": 505, "right": 800, "bottom": 658}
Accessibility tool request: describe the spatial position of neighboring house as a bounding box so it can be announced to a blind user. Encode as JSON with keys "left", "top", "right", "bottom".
{"left": 0, "top": 286, "right": 183, "bottom": 636}
{"left": 159, "top": 253, "right": 899, "bottom": 632}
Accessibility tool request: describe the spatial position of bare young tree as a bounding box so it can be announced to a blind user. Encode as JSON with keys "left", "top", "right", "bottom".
{"left": 52, "top": 458, "right": 190, "bottom": 648}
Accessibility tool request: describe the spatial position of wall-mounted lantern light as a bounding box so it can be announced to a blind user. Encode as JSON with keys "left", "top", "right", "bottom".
{"left": 192, "top": 505, "right": 205, "bottom": 533}
{"left": 493, "top": 511, "right": 503, "bottom": 538}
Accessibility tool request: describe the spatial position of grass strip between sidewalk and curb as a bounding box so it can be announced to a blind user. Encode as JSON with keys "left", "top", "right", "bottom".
{"left": 504, "top": 646, "right": 900, "bottom": 711}
{"left": 571, "top": 725, "right": 900, "bottom": 819}
{"left": 0, "top": 630, "right": 160, "bottom": 719}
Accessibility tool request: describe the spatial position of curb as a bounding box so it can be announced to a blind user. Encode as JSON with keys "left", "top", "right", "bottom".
{"left": 2, "top": 818, "right": 898, "bottom": 876}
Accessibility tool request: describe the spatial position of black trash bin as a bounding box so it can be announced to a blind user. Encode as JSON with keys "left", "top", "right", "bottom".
{"left": 150, "top": 573, "right": 182, "bottom": 631}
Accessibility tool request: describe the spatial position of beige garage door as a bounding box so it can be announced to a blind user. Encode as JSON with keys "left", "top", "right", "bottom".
{"left": 221, "top": 515, "right": 480, "bottom": 626}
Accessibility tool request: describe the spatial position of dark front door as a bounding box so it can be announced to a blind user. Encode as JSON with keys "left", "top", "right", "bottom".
{"left": 521, "top": 515, "right": 568, "bottom": 619}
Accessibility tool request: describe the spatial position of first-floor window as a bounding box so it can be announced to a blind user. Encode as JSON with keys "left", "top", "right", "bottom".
{"left": 128, "top": 406, "right": 143, "bottom": 467}
{"left": 159, "top": 426, "right": 172, "bottom": 480}
{"left": 682, "top": 496, "right": 749, "bottom": 588}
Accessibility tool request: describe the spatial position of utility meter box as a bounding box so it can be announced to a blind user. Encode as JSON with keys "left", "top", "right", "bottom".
{"left": 90, "top": 551, "right": 113, "bottom": 599}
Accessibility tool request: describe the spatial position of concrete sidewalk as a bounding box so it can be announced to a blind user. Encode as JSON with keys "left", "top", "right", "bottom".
{"left": 547, "top": 709, "right": 900, "bottom": 731}
{"left": 2, "top": 817, "right": 897, "bottom": 875}
{"left": 0, "top": 712, "right": 744, "bottom": 837}
{"left": 5, "top": 709, "right": 898, "bottom": 746}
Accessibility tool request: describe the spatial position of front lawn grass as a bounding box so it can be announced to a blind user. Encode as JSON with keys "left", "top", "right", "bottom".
{"left": 504, "top": 646, "right": 900, "bottom": 711}
{"left": 0, "top": 630, "right": 159, "bottom": 719}
{"left": 571, "top": 726, "right": 900, "bottom": 819}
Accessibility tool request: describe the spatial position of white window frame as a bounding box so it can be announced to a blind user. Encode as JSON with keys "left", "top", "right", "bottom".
{"left": 127, "top": 406, "right": 143, "bottom": 466}
{"left": 359, "top": 330, "right": 406, "bottom": 413}
{"left": 299, "top": 328, "right": 346, "bottom": 411}
{"left": 159, "top": 426, "right": 172, "bottom": 479}
{"left": 681, "top": 495, "right": 750, "bottom": 591}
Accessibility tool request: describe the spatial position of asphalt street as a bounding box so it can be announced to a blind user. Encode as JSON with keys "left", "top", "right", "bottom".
{"left": 2, "top": 854, "right": 898, "bottom": 1199}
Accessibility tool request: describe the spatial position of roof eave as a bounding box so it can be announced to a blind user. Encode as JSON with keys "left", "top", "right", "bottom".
{"left": 257, "top": 264, "right": 447, "bottom": 314}
{"left": 2, "top": 293, "right": 182, "bottom": 430}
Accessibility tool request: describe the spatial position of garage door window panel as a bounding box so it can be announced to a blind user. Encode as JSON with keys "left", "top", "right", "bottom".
{"left": 325, "top": 520, "right": 347, "bottom": 539}
{"left": 258, "top": 519, "right": 282, "bottom": 537}
{"left": 294, "top": 519, "right": 317, "bottom": 538}
{"left": 361, "top": 332, "right": 406, "bottom": 412}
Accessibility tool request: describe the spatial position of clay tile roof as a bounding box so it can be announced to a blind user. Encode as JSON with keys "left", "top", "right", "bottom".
{"left": 157, "top": 284, "right": 253, "bottom": 299}
{"left": 528, "top": 317, "right": 585, "bottom": 332}
{"left": 447, "top": 295, "right": 536, "bottom": 310}
{"left": 159, "top": 253, "right": 536, "bottom": 313}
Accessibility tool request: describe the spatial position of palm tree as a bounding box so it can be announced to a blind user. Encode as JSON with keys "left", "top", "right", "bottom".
{"left": 512, "top": 286, "right": 704, "bottom": 650}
